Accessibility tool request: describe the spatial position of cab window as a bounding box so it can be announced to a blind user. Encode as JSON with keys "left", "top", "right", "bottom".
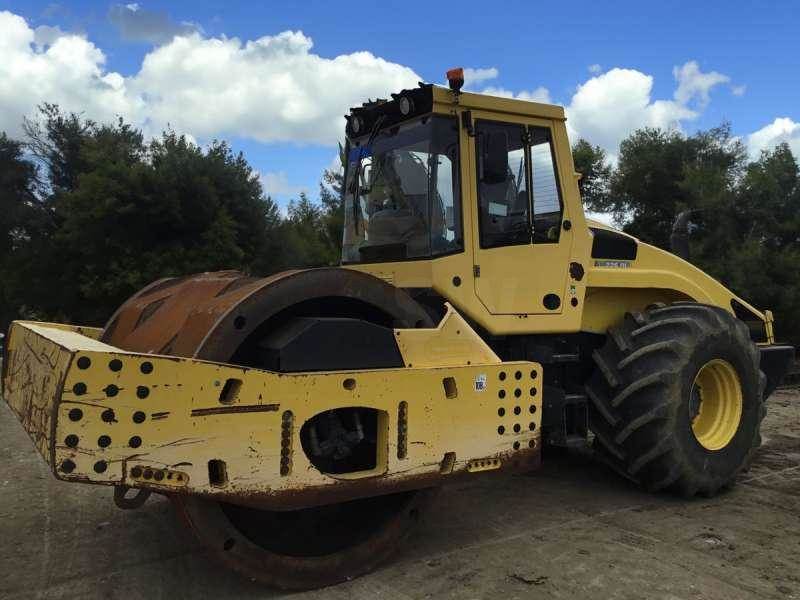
{"left": 530, "top": 127, "right": 563, "bottom": 243}
{"left": 475, "top": 121, "right": 529, "bottom": 248}
{"left": 475, "top": 121, "right": 564, "bottom": 248}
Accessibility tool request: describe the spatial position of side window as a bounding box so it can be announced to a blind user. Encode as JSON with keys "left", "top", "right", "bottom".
{"left": 475, "top": 121, "right": 529, "bottom": 248}
{"left": 432, "top": 151, "right": 460, "bottom": 253}
{"left": 530, "top": 127, "right": 563, "bottom": 243}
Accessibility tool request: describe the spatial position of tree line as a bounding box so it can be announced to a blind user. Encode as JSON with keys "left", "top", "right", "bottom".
{"left": 2, "top": 105, "right": 799, "bottom": 346}
{"left": 0, "top": 105, "right": 343, "bottom": 330}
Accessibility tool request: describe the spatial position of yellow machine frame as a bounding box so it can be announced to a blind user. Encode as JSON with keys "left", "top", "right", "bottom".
{"left": 2, "top": 307, "right": 542, "bottom": 510}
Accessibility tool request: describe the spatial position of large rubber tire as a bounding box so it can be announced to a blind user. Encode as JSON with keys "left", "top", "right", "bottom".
{"left": 586, "top": 302, "right": 766, "bottom": 497}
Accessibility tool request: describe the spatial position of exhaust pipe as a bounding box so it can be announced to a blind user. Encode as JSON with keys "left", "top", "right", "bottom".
{"left": 670, "top": 209, "right": 695, "bottom": 261}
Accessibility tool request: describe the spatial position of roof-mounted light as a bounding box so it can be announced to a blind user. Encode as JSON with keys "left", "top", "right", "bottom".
{"left": 446, "top": 67, "right": 464, "bottom": 93}
{"left": 398, "top": 95, "right": 414, "bottom": 116}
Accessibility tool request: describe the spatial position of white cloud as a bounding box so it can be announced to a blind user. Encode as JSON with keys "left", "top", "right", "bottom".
{"left": 481, "top": 86, "right": 552, "bottom": 104}
{"left": 462, "top": 67, "right": 499, "bottom": 87}
{"left": 0, "top": 12, "right": 134, "bottom": 139}
{"left": 132, "top": 32, "right": 420, "bottom": 144}
{"left": 747, "top": 117, "right": 800, "bottom": 159}
{"left": 460, "top": 62, "right": 730, "bottom": 159}
{"left": 565, "top": 67, "right": 696, "bottom": 156}
{"left": 0, "top": 10, "right": 421, "bottom": 146}
{"left": 673, "top": 60, "right": 729, "bottom": 108}
{"left": 732, "top": 84, "right": 746, "bottom": 97}
{"left": 259, "top": 171, "right": 307, "bottom": 198}
{"left": 33, "top": 24, "right": 66, "bottom": 48}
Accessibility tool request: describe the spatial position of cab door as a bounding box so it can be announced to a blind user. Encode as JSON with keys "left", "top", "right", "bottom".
{"left": 469, "top": 115, "right": 573, "bottom": 315}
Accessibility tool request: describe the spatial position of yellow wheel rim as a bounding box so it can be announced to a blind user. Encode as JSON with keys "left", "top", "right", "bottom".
{"left": 690, "top": 359, "right": 743, "bottom": 451}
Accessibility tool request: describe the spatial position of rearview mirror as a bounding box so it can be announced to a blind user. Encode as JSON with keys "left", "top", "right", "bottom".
{"left": 482, "top": 132, "right": 509, "bottom": 184}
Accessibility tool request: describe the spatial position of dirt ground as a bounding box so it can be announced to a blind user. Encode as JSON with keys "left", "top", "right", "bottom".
{"left": 1, "top": 388, "right": 799, "bottom": 600}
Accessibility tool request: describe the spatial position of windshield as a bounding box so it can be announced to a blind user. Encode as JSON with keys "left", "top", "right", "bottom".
{"left": 342, "top": 115, "right": 462, "bottom": 264}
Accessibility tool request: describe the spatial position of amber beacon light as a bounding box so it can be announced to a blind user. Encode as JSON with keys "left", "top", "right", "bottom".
{"left": 446, "top": 67, "right": 464, "bottom": 92}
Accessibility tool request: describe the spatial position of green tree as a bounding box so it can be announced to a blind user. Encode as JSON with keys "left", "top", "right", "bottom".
{"left": 11, "top": 105, "right": 279, "bottom": 326}
{"left": 705, "top": 144, "right": 800, "bottom": 345}
{"left": 572, "top": 139, "right": 612, "bottom": 212}
{"left": 282, "top": 192, "right": 338, "bottom": 268}
{"left": 0, "top": 133, "right": 42, "bottom": 330}
{"left": 608, "top": 124, "right": 746, "bottom": 249}
{"left": 23, "top": 103, "right": 97, "bottom": 195}
{"left": 319, "top": 143, "right": 346, "bottom": 259}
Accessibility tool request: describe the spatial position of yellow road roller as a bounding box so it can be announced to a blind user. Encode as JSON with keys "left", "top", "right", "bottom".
{"left": 2, "top": 68, "right": 793, "bottom": 589}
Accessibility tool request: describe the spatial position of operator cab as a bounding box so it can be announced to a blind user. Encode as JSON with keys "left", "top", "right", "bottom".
{"left": 341, "top": 80, "right": 566, "bottom": 268}
{"left": 342, "top": 87, "right": 463, "bottom": 265}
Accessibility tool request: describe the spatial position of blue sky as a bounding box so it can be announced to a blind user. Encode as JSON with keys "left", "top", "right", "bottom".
{"left": 2, "top": 1, "right": 799, "bottom": 209}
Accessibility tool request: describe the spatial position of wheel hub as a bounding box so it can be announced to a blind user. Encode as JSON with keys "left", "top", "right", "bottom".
{"left": 690, "top": 359, "right": 743, "bottom": 451}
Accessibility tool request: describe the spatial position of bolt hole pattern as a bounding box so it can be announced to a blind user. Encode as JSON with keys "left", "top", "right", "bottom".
{"left": 140, "top": 362, "right": 153, "bottom": 374}
{"left": 498, "top": 389, "right": 506, "bottom": 399}
{"left": 529, "top": 422, "right": 536, "bottom": 431}
{"left": 68, "top": 408, "right": 83, "bottom": 422}
{"left": 514, "top": 388, "right": 522, "bottom": 398}
{"left": 529, "top": 405, "right": 537, "bottom": 414}
{"left": 280, "top": 411, "right": 294, "bottom": 476}
{"left": 65, "top": 434, "right": 79, "bottom": 448}
{"left": 61, "top": 459, "right": 76, "bottom": 473}
{"left": 497, "top": 425, "right": 505, "bottom": 435}
{"left": 513, "top": 441, "right": 520, "bottom": 451}
{"left": 343, "top": 378, "right": 356, "bottom": 391}
{"left": 136, "top": 386, "right": 150, "bottom": 399}
{"left": 513, "top": 424, "right": 521, "bottom": 433}
{"left": 397, "top": 401, "right": 408, "bottom": 460}
{"left": 498, "top": 407, "right": 505, "bottom": 417}
{"left": 76, "top": 356, "right": 91, "bottom": 370}
{"left": 514, "top": 406, "right": 521, "bottom": 415}
{"left": 499, "top": 371, "right": 507, "bottom": 381}
{"left": 129, "top": 436, "right": 142, "bottom": 448}
{"left": 515, "top": 371, "right": 522, "bottom": 380}
{"left": 131, "top": 466, "right": 143, "bottom": 478}
{"left": 98, "top": 435, "right": 111, "bottom": 448}
{"left": 530, "top": 370, "right": 538, "bottom": 379}
{"left": 530, "top": 387, "right": 537, "bottom": 396}
{"left": 108, "top": 359, "right": 123, "bottom": 372}
{"left": 72, "top": 382, "right": 87, "bottom": 396}
{"left": 94, "top": 461, "right": 107, "bottom": 474}
{"left": 105, "top": 384, "right": 119, "bottom": 398}
{"left": 133, "top": 411, "right": 146, "bottom": 424}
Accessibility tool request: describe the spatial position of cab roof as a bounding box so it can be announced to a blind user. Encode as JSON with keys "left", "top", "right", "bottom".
{"left": 345, "top": 83, "right": 565, "bottom": 139}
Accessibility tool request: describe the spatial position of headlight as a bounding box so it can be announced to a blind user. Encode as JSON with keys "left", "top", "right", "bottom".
{"left": 399, "top": 96, "right": 414, "bottom": 116}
